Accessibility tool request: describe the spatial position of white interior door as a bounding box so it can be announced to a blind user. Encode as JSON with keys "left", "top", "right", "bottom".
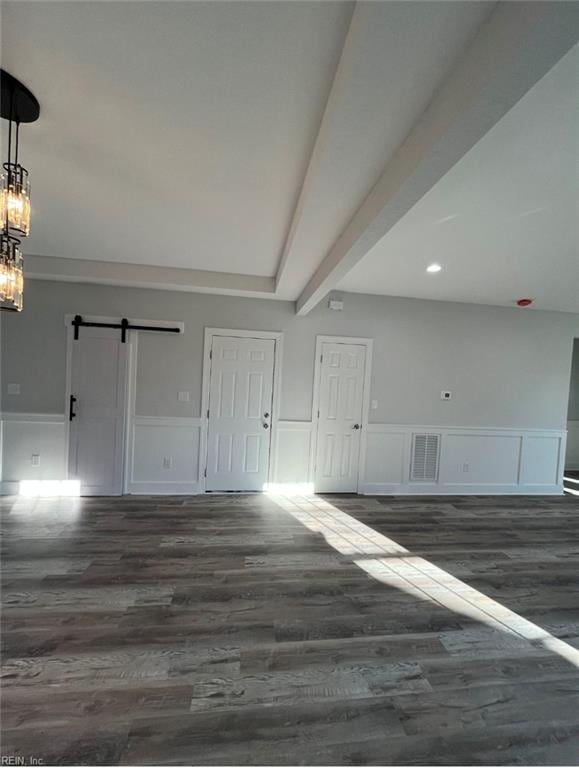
{"left": 206, "top": 335, "right": 275, "bottom": 491}
{"left": 315, "top": 342, "right": 367, "bottom": 493}
{"left": 68, "top": 327, "right": 128, "bottom": 496}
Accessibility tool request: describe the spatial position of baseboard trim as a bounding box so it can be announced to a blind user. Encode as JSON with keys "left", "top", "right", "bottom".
{"left": 359, "top": 482, "right": 564, "bottom": 496}
{"left": 127, "top": 481, "right": 201, "bottom": 495}
{"left": 2, "top": 480, "right": 565, "bottom": 498}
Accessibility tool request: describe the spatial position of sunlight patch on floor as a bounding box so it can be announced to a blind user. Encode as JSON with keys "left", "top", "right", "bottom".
{"left": 268, "top": 491, "right": 579, "bottom": 669}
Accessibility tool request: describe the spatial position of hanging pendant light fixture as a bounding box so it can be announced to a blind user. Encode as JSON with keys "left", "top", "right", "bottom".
{"left": 1, "top": 69, "right": 39, "bottom": 312}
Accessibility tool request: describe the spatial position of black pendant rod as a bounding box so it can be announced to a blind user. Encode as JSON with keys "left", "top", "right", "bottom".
{"left": 72, "top": 315, "right": 181, "bottom": 343}
{"left": 15, "top": 120, "right": 20, "bottom": 167}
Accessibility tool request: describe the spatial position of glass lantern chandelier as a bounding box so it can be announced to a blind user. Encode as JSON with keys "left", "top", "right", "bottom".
{"left": 1, "top": 69, "right": 39, "bottom": 312}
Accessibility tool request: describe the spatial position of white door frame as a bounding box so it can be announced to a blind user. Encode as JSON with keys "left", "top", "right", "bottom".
{"left": 311, "top": 335, "right": 373, "bottom": 493}
{"left": 200, "top": 327, "right": 283, "bottom": 492}
{"left": 64, "top": 314, "right": 183, "bottom": 493}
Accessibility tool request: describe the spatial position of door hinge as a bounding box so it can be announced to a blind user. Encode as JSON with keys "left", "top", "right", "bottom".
{"left": 204, "top": 467, "right": 207, "bottom": 478}
{"left": 317, "top": 409, "right": 320, "bottom": 418}
{"left": 207, "top": 409, "right": 210, "bottom": 418}
{"left": 320, "top": 354, "right": 323, "bottom": 363}
{"left": 209, "top": 350, "right": 212, "bottom": 360}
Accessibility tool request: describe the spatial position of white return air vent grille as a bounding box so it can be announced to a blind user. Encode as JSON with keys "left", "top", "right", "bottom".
{"left": 410, "top": 433, "right": 440, "bottom": 482}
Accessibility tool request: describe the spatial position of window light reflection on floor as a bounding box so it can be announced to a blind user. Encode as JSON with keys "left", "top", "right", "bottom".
{"left": 563, "top": 477, "right": 579, "bottom": 496}
{"left": 266, "top": 487, "right": 579, "bottom": 669}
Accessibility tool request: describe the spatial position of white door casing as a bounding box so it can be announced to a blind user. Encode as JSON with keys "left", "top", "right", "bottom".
{"left": 67, "top": 326, "right": 128, "bottom": 495}
{"left": 314, "top": 339, "right": 371, "bottom": 493}
{"left": 205, "top": 335, "right": 276, "bottom": 491}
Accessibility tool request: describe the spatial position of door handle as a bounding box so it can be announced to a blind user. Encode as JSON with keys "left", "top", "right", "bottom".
{"left": 69, "top": 395, "right": 77, "bottom": 421}
{"left": 264, "top": 412, "right": 270, "bottom": 418}
{"left": 263, "top": 423, "right": 269, "bottom": 429}
{"left": 352, "top": 423, "right": 360, "bottom": 430}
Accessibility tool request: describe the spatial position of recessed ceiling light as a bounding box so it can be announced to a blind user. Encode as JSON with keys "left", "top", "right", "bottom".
{"left": 426, "top": 263, "right": 442, "bottom": 273}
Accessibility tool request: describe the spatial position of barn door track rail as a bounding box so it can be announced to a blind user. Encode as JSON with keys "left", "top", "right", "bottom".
{"left": 71, "top": 314, "right": 182, "bottom": 343}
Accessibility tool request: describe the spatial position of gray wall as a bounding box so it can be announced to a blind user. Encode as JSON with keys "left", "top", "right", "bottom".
{"left": 568, "top": 339, "right": 579, "bottom": 421}
{"left": 2, "top": 279, "right": 578, "bottom": 429}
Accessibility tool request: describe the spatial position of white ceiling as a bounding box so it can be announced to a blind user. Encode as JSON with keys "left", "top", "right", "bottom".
{"left": 1, "top": 1, "right": 352, "bottom": 276}
{"left": 338, "top": 42, "right": 579, "bottom": 313}
{"left": 1, "top": 1, "right": 577, "bottom": 312}
{"left": 274, "top": 0, "right": 492, "bottom": 298}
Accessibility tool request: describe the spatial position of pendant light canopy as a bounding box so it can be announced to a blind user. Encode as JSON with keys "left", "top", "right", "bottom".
{"left": 1, "top": 69, "right": 39, "bottom": 312}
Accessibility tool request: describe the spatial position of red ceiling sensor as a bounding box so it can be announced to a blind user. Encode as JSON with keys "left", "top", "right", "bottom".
{"left": 516, "top": 298, "right": 533, "bottom": 307}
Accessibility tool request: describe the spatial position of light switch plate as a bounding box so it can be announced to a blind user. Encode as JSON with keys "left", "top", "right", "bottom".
{"left": 7, "top": 383, "right": 20, "bottom": 395}
{"left": 371, "top": 399, "right": 378, "bottom": 410}
{"left": 178, "top": 391, "right": 190, "bottom": 402}
{"left": 31, "top": 454, "right": 40, "bottom": 467}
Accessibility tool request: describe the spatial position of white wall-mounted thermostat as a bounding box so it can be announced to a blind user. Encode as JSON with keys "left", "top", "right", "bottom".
{"left": 328, "top": 298, "right": 344, "bottom": 311}
{"left": 441, "top": 390, "right": 452, "bottom": 401}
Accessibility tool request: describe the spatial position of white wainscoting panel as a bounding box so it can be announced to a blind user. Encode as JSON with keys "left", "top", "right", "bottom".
{"left": 1, "top": 413, "right": 567, "bottom": 497}
{"left": 360, "top": 424, "right": 565, "bottom": 495}
{"left": 364, "top": 429, "right": 408, "bottom": 489}
{"left": 440, "top": 433, "right": 521, "bottom": 487}
{"left": 128, "top": 416, "right": 201, "bottom": 494}
{"left": 565, "top": 421, "right": 579, "bottom": 470}
{"left": 0, "top": 413, "right": 66, "bottom": 494}
{"left": 520, "top": 435, "right": 562, "bottom": 486}
{"left": 272, "top": 421, "right": 314, "bottom": 485}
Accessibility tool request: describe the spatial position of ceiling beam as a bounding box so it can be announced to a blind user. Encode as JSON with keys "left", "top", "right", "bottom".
{"left": 25, "top": 255, "right": 276, "bottom": 298}
{"left": 275, "top": 2, "right": 357, "bottom": 293}
{"left": 296, "top": 1, "right": 579, "bottom": 315}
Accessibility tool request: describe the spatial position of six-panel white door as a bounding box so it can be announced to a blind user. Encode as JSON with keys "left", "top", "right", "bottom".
{"left": 68, "top": 327, "right": 128, "bottom": 496}
{"left": 315, "top": 342, "right": 366, "bottom": 493}
{"left": 206, "top": 336, "right": 275, "bottom": 491}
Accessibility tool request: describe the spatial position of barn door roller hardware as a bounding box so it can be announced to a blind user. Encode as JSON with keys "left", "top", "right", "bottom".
{"left": 72, "top": 315, "right": 181, "bottom": 343}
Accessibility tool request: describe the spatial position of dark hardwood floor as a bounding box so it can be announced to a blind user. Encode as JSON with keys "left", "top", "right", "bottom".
{"left": 1, "top": 491, "right": 579, "bottom": 766}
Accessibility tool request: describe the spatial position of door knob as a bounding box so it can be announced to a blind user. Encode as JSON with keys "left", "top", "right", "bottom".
{"left": 263, "top": 422, "right": 269, "bottom": 429}
{"left": 264, "top": 412, "right": 270, "bottom": 418}
{"left": 352, "top": 423, "right": 360, "bottom": 430}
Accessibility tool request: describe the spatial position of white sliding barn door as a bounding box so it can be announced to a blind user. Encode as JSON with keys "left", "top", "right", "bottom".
{"left": 315, "top": 342, "right": 366, "bottom": 493}
{"left": 68, "top": 327, "right": 128, "bottom": 496}
{"left": 206, "top": 336, "right": 275, "bottom": 491}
